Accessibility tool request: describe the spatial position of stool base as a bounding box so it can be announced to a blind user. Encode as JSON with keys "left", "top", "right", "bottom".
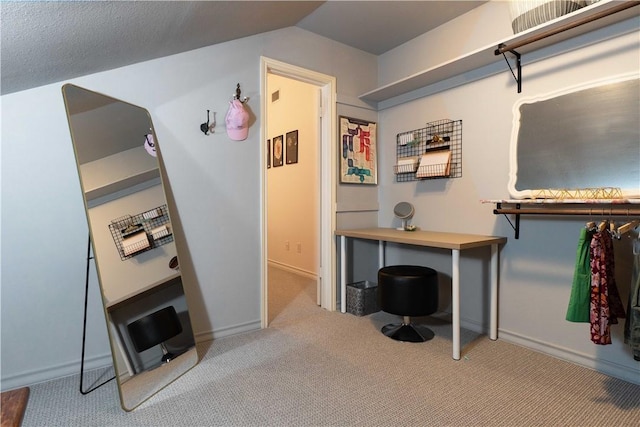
{"left": 381, "top": 323, "right": 435, "bottom": 342}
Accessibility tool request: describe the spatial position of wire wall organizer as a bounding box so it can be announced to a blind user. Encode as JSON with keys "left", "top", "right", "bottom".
{"left": 395, "top": 119, "right": 462, "bottom": 182}
{"left": 108, "top": 204, "right": 173, "bottom": 261}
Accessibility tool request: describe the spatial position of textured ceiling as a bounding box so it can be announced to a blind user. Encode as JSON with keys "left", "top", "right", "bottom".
{"left": 1, "top": 1, "right": 486, "bottom": 95}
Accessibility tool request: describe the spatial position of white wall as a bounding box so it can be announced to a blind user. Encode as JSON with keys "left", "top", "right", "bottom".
{"left": 376, "top": 5, "right": 640, "bottom": 383}
{"left": 267, "top": 74, "right": 319, "bottom": 275}
{"left": 0, "top": 27, "right": 377, "bottom": 390}
{"left": 378, "top": 0, "right": 513, "bottom": 85}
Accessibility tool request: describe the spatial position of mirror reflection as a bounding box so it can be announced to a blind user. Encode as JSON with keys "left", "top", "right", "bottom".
{"left": 510, "top": 76, "right": 640, "bottom": 199}
{"left": 62, "top": 84, "right": 198, "bottom": 411}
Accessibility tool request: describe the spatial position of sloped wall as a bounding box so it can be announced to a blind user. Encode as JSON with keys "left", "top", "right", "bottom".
{"left": 0, "top": 27, "right": 377, "bottom": 389}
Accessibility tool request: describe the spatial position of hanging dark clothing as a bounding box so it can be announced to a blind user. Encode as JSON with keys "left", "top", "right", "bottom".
{"left": 567, "top": 227, "right": 594, "bottom": 322}
{"left": 624, "top": 239, "right": 640, "bottom": 360}
{"left": 589, "top": 230, "right": 626, "bottom": 345}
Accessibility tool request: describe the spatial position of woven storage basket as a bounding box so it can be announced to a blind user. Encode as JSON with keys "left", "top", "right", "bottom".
{"left": 509, "top": 0, "right": 591, "bottom": 34}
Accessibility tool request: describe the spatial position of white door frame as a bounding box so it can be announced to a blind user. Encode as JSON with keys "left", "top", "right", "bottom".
{"left": 260, "top": 57, "right": 337, "bottom": 327}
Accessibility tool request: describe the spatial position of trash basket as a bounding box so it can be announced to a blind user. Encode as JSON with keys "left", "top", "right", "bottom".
{"left": 346, "top": 281, "right": 379, "bottom": 316}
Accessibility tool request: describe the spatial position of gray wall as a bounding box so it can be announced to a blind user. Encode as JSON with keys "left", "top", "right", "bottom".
{"left": 374, "top": 5, "right": 639, "bottom": 383}
{"left": 1, "top": 27, "right": 377, "bottom": 389}
{"left": 2, "top": 1, "right": 639, "bottom": 390}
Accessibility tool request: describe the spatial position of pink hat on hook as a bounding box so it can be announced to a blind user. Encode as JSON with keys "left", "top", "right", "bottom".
{"left": 225, "top": 99, "right": 249, "bottom": 141}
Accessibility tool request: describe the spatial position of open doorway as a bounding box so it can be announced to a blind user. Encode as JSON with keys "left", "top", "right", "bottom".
{"left": 260, "top": 58, "right": 337, "bottom": 327}
{"left": 266, "top": 74, "right": 319, "bottom": 323}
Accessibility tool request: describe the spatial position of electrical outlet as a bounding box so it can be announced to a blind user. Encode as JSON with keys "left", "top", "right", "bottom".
{"left": 297, "top": 242, "right": 301, "bottom": 253}
{"left": 285, "top": 241, "right": 290, "bottom": 251}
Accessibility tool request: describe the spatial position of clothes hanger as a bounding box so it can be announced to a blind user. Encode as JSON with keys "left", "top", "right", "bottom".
{"left": 616, "top": 219, "right": 640, "bottom": 236}
{"left": 598, "top": 219, "right": 608, "bottom": 232}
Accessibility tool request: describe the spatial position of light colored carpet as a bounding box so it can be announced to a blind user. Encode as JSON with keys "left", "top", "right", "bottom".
{"left": 20, "top": 266, "right": 640, "bottom": 426}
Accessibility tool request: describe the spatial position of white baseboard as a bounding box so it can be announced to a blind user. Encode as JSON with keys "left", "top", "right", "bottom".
{"left": 434, "top": 312, "right": 639, "bottom": 385}
{"left": 6, "top": 314, "right": 635, "bottom": 391}
{"left": 267, "top": 260, "right": 317, "bottom": 279}
{"left": 2, "top": 320, "right": 262, "bottom": 391}
{"left": 194, "top": 319, "right": 262, "bottom": 342}
{"left": 0, "top": 352, "right": 113, "bottom": 392}
{"left": 498, "top": 328, "right": 640, "bottom": 385}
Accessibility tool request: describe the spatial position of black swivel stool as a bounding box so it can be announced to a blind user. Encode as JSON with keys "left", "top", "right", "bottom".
{"left": 378, "top": 265, "right": 439, "bottom": 342}
{"left": 127, "top": 305, "right": 183, "bottom": 365}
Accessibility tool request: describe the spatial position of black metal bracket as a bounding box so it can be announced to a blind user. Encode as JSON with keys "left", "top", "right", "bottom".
{"left": 493, "top": 2, "right": 640, "bottom": 94}
{"left": 234, "top": 83, "right": 248, "bottom": 103}
{"left": 493, "top": 201, "right": 640, "bottom": 240}
{"left": 80, "top": 234, "right": 115, "bottom": 395}
{"left": 496, "top": 44, "right": 522, "bottom": 93}
{"left": 494, "top": 203, "right": 521, "bottom": 239}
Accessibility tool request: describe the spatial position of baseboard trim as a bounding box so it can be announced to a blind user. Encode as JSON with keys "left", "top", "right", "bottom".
{"left": 6, "top": 316, "right": 636, "bottom": 391}
{"left": 0, "top": 352, "right": 113, "bottom": 392}
{"left": 499, "top": 328, "right": 640, "bottom": 385}
{"left": 267, "top": 260, "right": 317, "bottom": 279}
{"left": 432, "top": 312, "right": 639, "bottom": 385}
{"left": 2, "top": 320, "right": 262, "bottom": 391}
{"left": 194, "top": 319, "right": 262, "bottom": 343}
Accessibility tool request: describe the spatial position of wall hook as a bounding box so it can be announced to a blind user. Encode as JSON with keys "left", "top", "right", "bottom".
{"left": 200, "top": 110, "right": 216, "bottom": 135}
{"left": 234, "top": 83, "right": 249, "bottom": 103}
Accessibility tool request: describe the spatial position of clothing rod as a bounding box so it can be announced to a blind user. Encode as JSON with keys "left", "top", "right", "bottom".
{"left": 495, "top": 1, "right": 640, "bottom": 55}
{"left": 494, "top": 207, "right": 640, "bottom": 216}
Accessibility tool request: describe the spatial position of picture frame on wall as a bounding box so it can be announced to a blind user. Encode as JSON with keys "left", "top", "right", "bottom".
{"left": 267, "top": 139, "right": 271, "bottom": 169}
{"left": 286, "top": 130, "right": 299, "bottom": 164}
{"left": 273, "top": 135, "right": 284, "bottom": 167}
{"left": 339, "top": 116, "right": 377, "bottom": 184}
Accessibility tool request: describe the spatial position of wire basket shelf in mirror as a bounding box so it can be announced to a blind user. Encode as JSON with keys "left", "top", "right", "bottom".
{"left": 108, "top": 204, "right": 173, "bottom": 260}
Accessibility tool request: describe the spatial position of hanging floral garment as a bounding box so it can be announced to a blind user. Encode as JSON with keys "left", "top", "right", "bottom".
{"left": 589, "top": 230, "right": 626, "bottom": 345}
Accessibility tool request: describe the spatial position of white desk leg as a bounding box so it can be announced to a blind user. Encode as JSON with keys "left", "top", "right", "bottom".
{"left": 378, "top": 240, "right": 385, "bottom": 269}
{"left": 340, "top": 236, "right": 347, "bottom": 313}
{"left": 490, "top": 243, "right": 499, "bottom": 340}
{"left": 452, "top": 249, "right": 461, "bottom": 360}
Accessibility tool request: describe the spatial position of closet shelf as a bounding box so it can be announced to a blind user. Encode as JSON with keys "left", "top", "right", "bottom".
{"left": 484, "top": 199, "right": 640, "bottom": 239}
{"left": 359, "top": 0, "right": 639, "bottom": 105}
{"left": 80, "top": 145, "right": 160, "bottom": 203}
{"left": 84, "top": 169, "right": 160, "bottom": 202}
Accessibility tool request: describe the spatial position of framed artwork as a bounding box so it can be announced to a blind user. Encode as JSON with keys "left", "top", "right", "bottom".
{"left": 286, "top": 130, "right": 299, "bottom": 164}
{"left": 273, "top": 135, "right": 284, "bottom": 167}
{"left": 267, "top": 139, "right": 271, "bottom": 169}
{"left": 339, "top": 116, "right": 377, "bottom": 184}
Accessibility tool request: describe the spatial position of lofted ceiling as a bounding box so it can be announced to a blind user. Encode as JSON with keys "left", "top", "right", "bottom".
{"left": 1, "top": 1, "right": 487, "bottom": 95}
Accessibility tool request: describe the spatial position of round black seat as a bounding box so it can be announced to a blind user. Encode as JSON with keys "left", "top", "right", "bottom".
{"left": 127, "top": 306, "right": 183, "bottom": 364}
{"left": 378, "top": 265, "right": 439, "bottom": 342}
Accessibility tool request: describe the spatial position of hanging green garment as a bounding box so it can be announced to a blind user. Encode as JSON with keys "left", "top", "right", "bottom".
{"left": 624, "top": 238, "right": 640, "bottom": 360}
{"left": 566, "top": 227, "right": 594, "bottom": 322}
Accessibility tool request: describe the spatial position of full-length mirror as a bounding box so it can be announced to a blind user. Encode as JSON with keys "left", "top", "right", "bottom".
{"left": 62, "top": 84, "right": 198, "bottom": 411}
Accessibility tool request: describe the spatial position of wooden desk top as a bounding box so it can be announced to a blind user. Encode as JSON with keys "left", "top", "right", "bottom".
{"left": 106, "top": 271, "right": 182, "bottom": 310}
{"left": 335, "top": 228, "right": 507, "bottom": 250}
